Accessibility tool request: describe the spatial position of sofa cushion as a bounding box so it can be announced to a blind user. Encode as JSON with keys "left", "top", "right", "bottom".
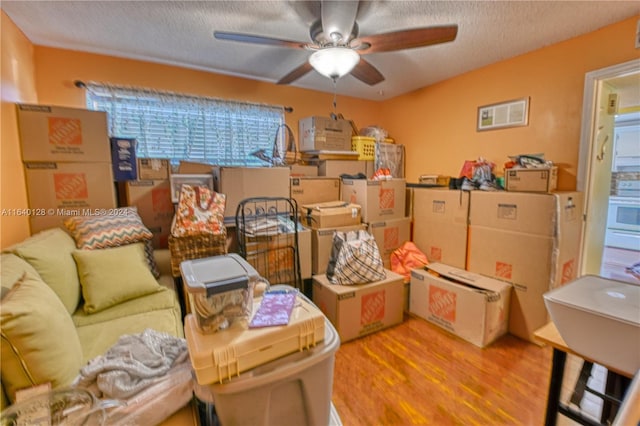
{"left": 64, "top": 208, "right": 160, "bottom": 278}
{"left": 6, "top": 228, "right": 81, "bottom": 314}
{"left": 0, "top": 254, "right": 40, "bottom": 297}
{"left": 73, "top": 243, "right": 162, "bottom": 314}
{"left": 72, "top": 286, "right": 179, "bottom": 328}
{"left": 76, "top": 308, "right": 184, "bottom": 363}
{"left": 0, "top": 271, "right": 83, "bottom": 403}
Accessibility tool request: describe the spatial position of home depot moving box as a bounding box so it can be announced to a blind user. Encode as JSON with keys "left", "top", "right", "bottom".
{"left": 16, "top": 104, "right": 111, "bottom": 162}
{"left": 341, "top": 179, "right": 406, "bottom": 223}
{"left": 368, "top": 217, "right": 411, "bottom": 269}
{"left": 212, "top": 167, "right": 290, "bottom": 222}
{"left": 312, "top": 270, "right": 404, "bottom": 342}
{"left": 466, "top": 191, "right": 584, "bottom": 343}
{"left": 412, "top": 188, "right": 469, "bottom": 269}
{"left": 409, "top": 264, "right": 511, "bottom": 348}
{"left": 290, "top": 177, "right": 340, "bottom": 207}
{"left": 119, "top": 180, "right": 174, "bottom": 248}
{"left": 311, "top": 223, "right": 368, "bottom": 275}
{"left": 23, "top": 162, "right": 117, "bottom": 233}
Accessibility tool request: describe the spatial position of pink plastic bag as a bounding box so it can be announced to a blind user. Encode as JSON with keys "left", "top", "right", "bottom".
{"left": 390, "top": 241, "right": 429, "bottom": 282}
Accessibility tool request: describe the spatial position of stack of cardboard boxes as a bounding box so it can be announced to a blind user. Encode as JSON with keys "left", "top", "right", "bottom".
{"left": 16, "top": 104, "right": 118, "bottom": 233}
{"left": 408, "top": 183, "right": 584, "bottom": 345}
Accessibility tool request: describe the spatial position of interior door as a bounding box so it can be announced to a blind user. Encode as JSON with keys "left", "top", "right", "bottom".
{"left": 582, "top": 81, "right": 616, "bottom": 275}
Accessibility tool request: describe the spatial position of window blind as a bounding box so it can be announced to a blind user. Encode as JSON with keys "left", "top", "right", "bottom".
{"left": 85, "top": 83, "right": 284, "bottom": 167}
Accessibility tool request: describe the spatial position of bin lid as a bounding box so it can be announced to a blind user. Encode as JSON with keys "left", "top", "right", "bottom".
{"left": 181, "top": 253, "right": 260, "bottom": 296}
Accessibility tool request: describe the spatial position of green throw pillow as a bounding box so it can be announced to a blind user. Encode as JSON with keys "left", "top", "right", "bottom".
{"left": 8, "top": 228, "right": 81, "bottom": 314}
{"left": 0, "top": 272, "right": 84, "bottom": 403}
{"left": 73, "top": 243, "right": 162, "bottom": 314}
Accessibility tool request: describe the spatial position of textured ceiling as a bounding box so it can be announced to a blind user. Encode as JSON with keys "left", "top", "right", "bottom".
{"left": 2, "top": 1, "right": 639, "bottom": 100}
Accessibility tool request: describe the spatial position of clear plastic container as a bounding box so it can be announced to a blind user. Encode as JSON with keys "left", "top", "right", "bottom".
{"left": 180, "top": 253, "right": 262, "bottom": 333}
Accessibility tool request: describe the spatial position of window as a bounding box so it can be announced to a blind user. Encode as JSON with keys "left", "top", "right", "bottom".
{"left": 85, "top": 83, "right": 285, "bottom": 167}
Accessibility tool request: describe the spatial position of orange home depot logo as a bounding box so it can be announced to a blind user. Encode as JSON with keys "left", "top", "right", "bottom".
{"left": 495, "top": 262, "right": 512, "bottom": 280}
{"left": 561, "top": 259, "right": 575, "bottom": 284}
{"left": 361, "top": 290, "right": 385, "bottom": 325}
{"left": 48, "top": 117, "right": 82, "bottom": 146}
{"left": 383, "top": 227, "right": 399, "bottom": 250}
{"left": 430, "top": 247, "right": 442, "bottom": 262}
{"left": 379, "top": 187, "right": 395, "bottom": 210}
{"left": 152, "top": 188, "right": 173, "bottom": 213}
{"left": 54, "top": 173, "right": 88, "bottom": 199}
{"left": 429, "top": 285, "right": 456, "bottom": 322}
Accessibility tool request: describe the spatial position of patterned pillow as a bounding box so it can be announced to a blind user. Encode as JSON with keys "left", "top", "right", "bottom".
{"left": 64, "top": 208, "right": 160, "bottom": 278}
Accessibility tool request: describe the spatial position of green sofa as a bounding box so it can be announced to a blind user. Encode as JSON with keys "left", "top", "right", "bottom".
{"left": 0, "top": 227, "right": 184, "bottom": 410}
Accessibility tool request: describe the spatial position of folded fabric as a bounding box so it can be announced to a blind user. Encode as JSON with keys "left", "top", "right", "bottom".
{"left": 73, "top": 329, "right": 189, "bottom": 399}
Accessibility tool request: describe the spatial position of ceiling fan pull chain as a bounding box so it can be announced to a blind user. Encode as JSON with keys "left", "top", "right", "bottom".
{"left": 332, "top": 78, "right": 338, "bottom": 116}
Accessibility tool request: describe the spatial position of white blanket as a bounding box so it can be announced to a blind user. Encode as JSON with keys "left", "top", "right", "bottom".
{"left": 74, "top": 329, "right": 189, "bottom": 399}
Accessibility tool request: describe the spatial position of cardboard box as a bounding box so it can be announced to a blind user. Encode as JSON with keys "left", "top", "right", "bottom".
{"left": 368, "top": 217, "right": 411, "bottom": 269}
{"left": 290, "top": 177, "right": 340, "bottom": 208}
{"left": 412, "top": 188, "right": 469, "bottom": 269}
{"left": 290, "top": 164, "right": 318, "bottom": 177}
{"left": 212, "top": 167, "right": 291, "bottom": 222}
{"left": 312, "top": 269, "right": 405, "bottom": 342}
{"left": 341, "top": 178, "right": 406, "bottom": 223}
{"left": 110, "top": 137, "right": 137, "bottom": 181}
{"left": 300, "top": 201, "right": 362, "bottom": 230}
{"left": 138, "top": 158, "right": 171, "bottom": 180}
{"left": 318, "top": 160, "right": 366, "bottom": 178}
{"left": 504, "top": 167, "right": 558, "bottom": 192}
{"left": 409, "top": 264, "right": 511, "bottom": 348}
{"left": 467, "top": 191, "right": 584, "bottom": 342}
{"left": 23, "top": 162, "right": 117, "bottom": 233}
{"left": 311, "top": 223, "right": 368, "bottom": 274}
{"left": 177, "top": 160, "right": 213, "bottom": 174}
{"left": 119, "top": 180, "right": 174, "bottom": 249}
{"left": 16, "top": 104, "right": 111, "bottom": 162}
{"left": 299, "top": 117, "right": 353, "bottom": 152}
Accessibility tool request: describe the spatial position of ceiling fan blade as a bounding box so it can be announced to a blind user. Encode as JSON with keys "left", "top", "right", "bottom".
{"left": 214, "top": 31, "right": 307, "bottom": 50}
{"left": 277, "top": 61, "right": 314, "bottom": 85}
{"left": 321, "top": 0, "right": 359, "bottom": 43}
{"left": 356, "top": 25, "right": 458, "bottom": 54}
{"left": 350, "top": 58, "right": 385, "bottom": 86}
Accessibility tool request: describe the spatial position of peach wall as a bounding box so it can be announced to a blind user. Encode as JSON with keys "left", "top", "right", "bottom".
{"left": 1, "top": 11, "right": 37, "bottom": 248}
{"left": 32, "top": 47, "right": 382, "bottom": 139}
{"left": 383, "top": 16, "right": 640, "bottom": 189}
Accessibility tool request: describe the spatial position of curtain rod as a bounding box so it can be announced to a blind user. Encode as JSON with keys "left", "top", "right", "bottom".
{"left": 73, "top": 80, "right": 294, "bottom": 113}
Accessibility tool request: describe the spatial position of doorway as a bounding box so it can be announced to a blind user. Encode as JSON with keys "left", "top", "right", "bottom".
{"left": 578, "top": 58, "right": 640, "bottom": 282}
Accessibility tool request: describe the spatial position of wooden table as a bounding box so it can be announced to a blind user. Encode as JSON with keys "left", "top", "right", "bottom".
{"left": 534, "top": 322, "right": 633, "bottom": 426}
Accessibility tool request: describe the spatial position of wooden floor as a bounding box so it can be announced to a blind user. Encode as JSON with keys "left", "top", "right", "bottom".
{"left": 332, "top": 314, "right": 553, "bottom": 426}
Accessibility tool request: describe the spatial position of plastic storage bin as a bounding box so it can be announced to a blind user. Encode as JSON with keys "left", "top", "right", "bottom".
{"left": 181, "top": 253, "right": 260, "bottom": 333}
{"left": 193, "top": 316, "right": 340, "bottom": 426}
{"left": 185, "top": 291, "right": 326, "bottom": 384}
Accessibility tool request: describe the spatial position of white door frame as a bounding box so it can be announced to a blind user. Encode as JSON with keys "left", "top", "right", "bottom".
{"left": 577, "top": 58, "right": 640, "bottom": 274}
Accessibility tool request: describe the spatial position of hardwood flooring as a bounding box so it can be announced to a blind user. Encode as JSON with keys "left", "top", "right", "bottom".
{"left": 331, "top": 314, "right": 553, "bottom": 426}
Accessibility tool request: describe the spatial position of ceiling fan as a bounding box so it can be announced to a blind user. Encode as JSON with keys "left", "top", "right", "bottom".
{"left": 214, "top": 0, "right": 458, "bottom": 86}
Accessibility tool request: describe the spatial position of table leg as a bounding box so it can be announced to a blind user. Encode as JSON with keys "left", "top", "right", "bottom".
{"left": 545, "top": 348, "right": 567, "bottom": 426}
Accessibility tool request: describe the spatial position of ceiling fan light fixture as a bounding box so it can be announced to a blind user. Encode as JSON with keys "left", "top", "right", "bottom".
{"left": 309, "top": 47, "right": 360, "bottom": 80}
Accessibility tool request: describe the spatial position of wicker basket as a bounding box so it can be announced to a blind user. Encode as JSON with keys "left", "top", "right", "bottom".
{"left": 168, "top": 231, "right": 227, "bottom": 277}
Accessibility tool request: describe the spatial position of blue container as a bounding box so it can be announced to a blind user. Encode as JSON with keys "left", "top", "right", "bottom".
{"left": 110, "top": 137, "right": 137, "bottom": 181}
